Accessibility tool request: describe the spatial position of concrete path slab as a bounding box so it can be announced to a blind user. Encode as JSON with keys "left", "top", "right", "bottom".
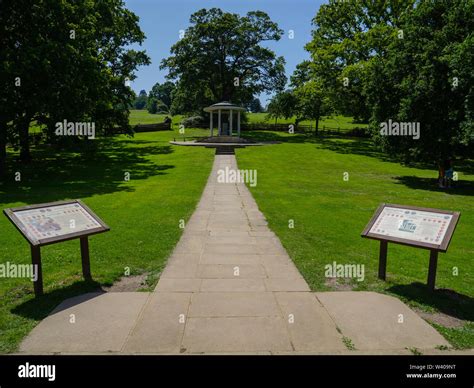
{"left": 161, "top": 263, "right": 198, "bottom": 278}
{"left": 264, "top": 277, "right": 311, "bottom": 292}
{"left": 19, "top": 293, "right": 149, "bottom": 354}
{"left": 123, "top": 292, "right": 191, "bottom": 354}
{"left": 264, "top": 264, "right": 305, "bottom": 279}
{"left": 188, "top": 292, "right": 280, "bottom": 317}
{"left": 155, "top": 278, "right": 201, "bottom": 292}
{"left": 200, "top": 253, "right": 260, "bottom": 265}
{"left": 201, "top": 278, "right": 266, "bottom": 292}
{"left": 275, "top": 292, "right": 346, "bottom": 352}
{"left": 181, "top": 317, "right": 293, "bottom": 353}
{"left": 18, "top": 154, "right": 461, "bottom": 355}
{"left": 316, "top": 291, "right": 451, "bottom": 351}
{"left": 196, "top": 264, "right": 266, "bottom": 279}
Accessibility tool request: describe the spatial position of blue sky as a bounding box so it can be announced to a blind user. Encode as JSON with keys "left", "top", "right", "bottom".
{"left": 124, "top": 0, "right": 325, "bottom": 106}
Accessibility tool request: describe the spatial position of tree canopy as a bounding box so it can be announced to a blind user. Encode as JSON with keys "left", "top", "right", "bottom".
{"left": 366, "top": 0, "right": 474, "bottom": 163}
{"left": 161, "top": 8, "right": 286, "bottom": 114}
{"left": 134, "top": 90, "right": 148, "bottom": 110}
{"left": 305, "top": 0, "right": 473, "bottom": 164}
{"left": 266, "top": 90, "right": 297, "bottom": 124}
{"left": 248, "top": 98, "right": 264, "bottom": 113}
{"left": 149, "top": 81, "right": 176, "bottom": 112}
{"left": 0, "top": 0, "right": 149, "bottom": 174}
{"left": 305, "top": 0, "right": 414, "bottom": 122}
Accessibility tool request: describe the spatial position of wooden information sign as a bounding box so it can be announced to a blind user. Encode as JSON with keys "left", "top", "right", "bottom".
{"left": 361, "top": 204, "right": 460, "bottom": 290}
{"left": 4, "top": 200, "right": 110, "bottom": 296}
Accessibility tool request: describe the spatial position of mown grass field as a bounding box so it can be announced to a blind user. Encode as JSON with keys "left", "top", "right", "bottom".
{"left": 128, "top": 110, "right": 180, "bottom": 126}
{"left": 245, "top": 112, "right": 367, "bottom": 131}
{"left": 236, "top": 131, "right": 474, "bottom": 349}
{"left": 128, "top": 110, "right": 367, "bottom": 132}
{"left": 0, "top": 129, "right": 214, "bottom": 353}
{"left": 4, "top": 110, "right": 472, "bottom": 352}
{"left": 30, "top": 110, "right": 368, "bottom": 133}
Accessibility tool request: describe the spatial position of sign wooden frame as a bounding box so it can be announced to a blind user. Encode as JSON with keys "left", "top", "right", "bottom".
{"left": 361, "top": 203, "right": 460, "bottom": 290}
{"left": 3, "top": 200, "right": 110, "bottom": 296}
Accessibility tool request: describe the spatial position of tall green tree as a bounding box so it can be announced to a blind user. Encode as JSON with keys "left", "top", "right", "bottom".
{"left": 305, "top": 0, "right": 414, "bottom": 122}
{"left": 290, "top": 61, "right": 331, "bottom": 131}
{"left": 266, "top": 91, "right": 297, "bottom": 125}
{"left": 306, "top": 0, "right": 473, "bottom": 169}
{"left": 0, "top": 0, "right": 149, "bottom": 173}
{"left": 149, "top": 81, "right": 176, "bottom": 112}
{"left": 248, "top": 98, "right": 264, "bottom": 113}
{"left": 367, "top": 0, "right": 474, "bottom": 164}
{"left": 146, "top": 97, "right": 159, "bottom": 114}
{"left": 161, "top": 8, "right": 286, "bottom": 114}
{"left": 169, "top": 84, "right": 201, "bottom": 115}
{"left": 134, "top": 90, "right": 148, "bottom": 110}
{"left": 0, "top": 0, "right": 17, "bottom": 179}
{"left": 294, "top": 80, "right": 330, "bottom": 133}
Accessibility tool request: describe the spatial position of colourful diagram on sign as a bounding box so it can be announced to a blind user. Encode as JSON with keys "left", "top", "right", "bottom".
{"left": 29, "top": 217, "right": 61, "bottom": 233}
{"left": 398, "top": 219, "right": 417, "bottom": 233}
{"left": 369, "top": 207, "right": 453, "bottom": 245}
{"left": 14, "top": 203, "right": 102, "bottom": 243}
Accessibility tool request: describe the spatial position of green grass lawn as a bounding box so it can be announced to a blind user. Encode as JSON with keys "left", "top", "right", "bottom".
{"left": 5, "top": 113, "right": 472, "bottom": 352}
{"left": 127, "top": 109, "right": 367, "bottom": 132}
{"left": 0, "top": 129, "right": 214, "bottom": 353}
{"left": 28, "top": 110, "right": 180, "bottom": 134}
{"left": 30, "top": 110, "right": 366, "bottom": 135}
{"left": 246, "top": 112, "right": 368, "bottom": 131}
{"left": 128, "top": 110, "right": 182, "bottom": 126}
{"left": 236, "top": 131, "right": 474, "bottom": 349}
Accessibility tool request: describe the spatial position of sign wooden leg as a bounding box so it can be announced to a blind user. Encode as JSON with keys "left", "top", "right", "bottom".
{"left": 378, "top": 240, "right": 388, "bottom": 281}
{"left": 427, "top": 250, "right": 438, "bottom": 290}
{"left": 80, "top": 237, "right": 92, "bottom": 281}
{"left": 31, "top": 245, "right": 43, "bottom": 297}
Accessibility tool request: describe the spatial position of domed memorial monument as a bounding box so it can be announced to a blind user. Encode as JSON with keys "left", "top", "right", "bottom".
{"left": 201, "top": 101, "right": 248, "bottom": 143}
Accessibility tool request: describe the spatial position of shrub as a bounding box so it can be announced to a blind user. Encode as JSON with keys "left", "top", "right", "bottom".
{"left": 181, "top": 115, "right": 205, "bottom": 128}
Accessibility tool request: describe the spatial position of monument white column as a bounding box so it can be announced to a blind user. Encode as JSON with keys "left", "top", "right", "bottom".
{"left": 210, "top": 112, "right": 213, "bottom": 137}
{"left": 218, "top": 109, "right": 222, "bottom": 136}
{"left": 229, "top": 110, "right": 233, "bottom": 136}
{"left": 237, "top": 111, "right": 241, "bottom": 137}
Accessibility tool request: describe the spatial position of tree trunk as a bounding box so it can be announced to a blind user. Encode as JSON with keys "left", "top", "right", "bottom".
{"left": 19, "top": 116, "right": 31, "bottom": 162}
{"left": 295, "top": 117, "right": 302, "bottom": 131}
{"left": 0, "top": 121, "right": 7, "bottom": 180}
{"left": 315, "top": 106, "right": 321, "bottom": 136}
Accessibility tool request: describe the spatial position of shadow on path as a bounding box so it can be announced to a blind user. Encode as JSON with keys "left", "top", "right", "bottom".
{"left": 11, "top": 280, "right": 103, "bottom": 322}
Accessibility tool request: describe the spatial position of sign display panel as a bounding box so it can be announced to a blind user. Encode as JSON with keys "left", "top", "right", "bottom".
{"left": 361, "top": 203, "right": 460, "bottom": 252}
{"left": 4, "top": 200, "right": 109, "bottom": 246}
{"left": 15, "top": 203, "right": 102, "bottom": 244}
{"left": 369, "top": 206, "right": 453, "bottom": 245}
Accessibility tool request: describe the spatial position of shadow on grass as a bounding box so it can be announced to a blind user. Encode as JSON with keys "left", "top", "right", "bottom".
{"left": 0, "top": 138, "right": 175, "bottom": 204}
{"left": 242, "top": 130, "right": 394, "bottom": 160}
{"left": 394, "top": 176, "right": 474, "bottom": 197}
{"left": 314, "top": 136, "right": 394, "bottom": 161}
{"left": 241, "top": 130, "right": 314, "bottom": 143}
{"left": 387, "top": 282, "right": 474, "bottom": 322}
{"left": 242, "top": 130, "right": 387, "bottom": 152}
{"left": 313, "top": 138, "right": 474, "bottom": 177}
{"left": 242, "top": 131, "right": 474, "bottom": 192}
{"left": 117, "top": 139, "right": 169, "bottom": 146}
{"left": 11, "top": 280, "right": 103, "bottom": 322}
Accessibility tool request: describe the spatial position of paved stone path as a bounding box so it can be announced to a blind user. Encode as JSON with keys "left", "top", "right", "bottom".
{"left": 19, "top": 154, "right": 455, "bottom": 354}
{"left": 123, "top": 154, "right": 345, "bottom": 354}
